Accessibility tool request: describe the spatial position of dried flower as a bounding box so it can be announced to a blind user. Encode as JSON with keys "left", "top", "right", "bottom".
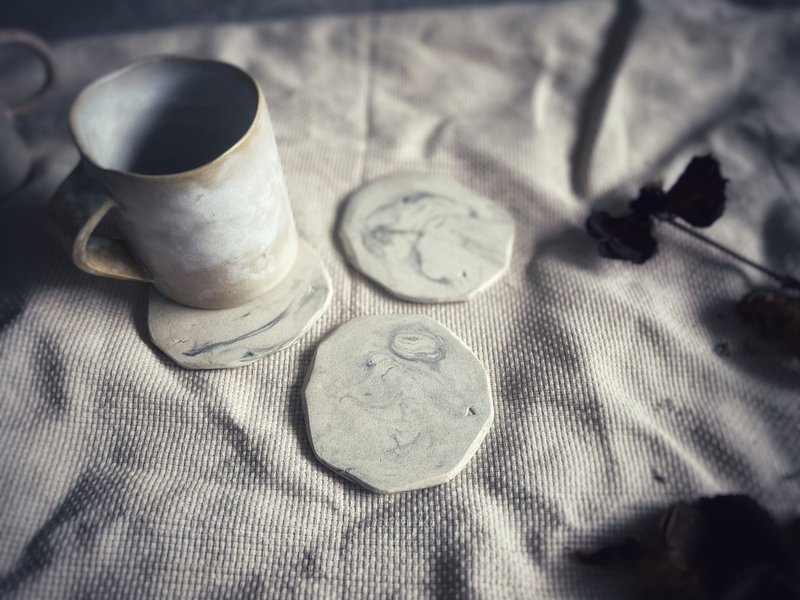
{"left": 576, "top": 495, "right": 800, "bottom": 599}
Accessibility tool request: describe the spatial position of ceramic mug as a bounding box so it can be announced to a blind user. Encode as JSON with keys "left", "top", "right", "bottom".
{"left": 0, "top": 29, "right": 56, "bottom": 198}
{"left": 47, "top": 56, "right": 299, "bottom": 309}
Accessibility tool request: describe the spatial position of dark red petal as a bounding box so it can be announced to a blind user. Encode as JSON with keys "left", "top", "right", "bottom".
{"left": 630, "top": 184, "right": 667, "bottom": 217}
{"left": 586, "top": 210, "right": 657, "bottom": 264}
{"left": 664, "top": 155, "right": 727, "bottom": 227}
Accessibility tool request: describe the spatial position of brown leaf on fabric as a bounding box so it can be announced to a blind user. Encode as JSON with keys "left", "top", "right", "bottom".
{"left": 576, "top": 495, "right": 800, "bottom": 600}
{"left": 738, "top": 289, "right": 800, "bottom": 358}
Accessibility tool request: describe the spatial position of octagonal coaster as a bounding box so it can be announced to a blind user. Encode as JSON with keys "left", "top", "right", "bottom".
{"left": 303, "top": 314, "right": 493, "bottom": 493}
{"left": 339, "top": 173, "right": 514, "bottom": 303}
{"left": 149, "top": 240, "right": 332, "bottom": 370}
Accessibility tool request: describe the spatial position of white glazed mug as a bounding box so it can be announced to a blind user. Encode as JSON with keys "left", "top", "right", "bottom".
{"left": 0, "top": 29, "right": 56, "bottom": 197}
{"left": 47, "top": 57, "right": 299, "bottom": 309}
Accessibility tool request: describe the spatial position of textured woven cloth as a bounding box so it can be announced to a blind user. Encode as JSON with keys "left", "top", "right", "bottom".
{"left": 2, "top": 0, "right": 799, "bottom": 597}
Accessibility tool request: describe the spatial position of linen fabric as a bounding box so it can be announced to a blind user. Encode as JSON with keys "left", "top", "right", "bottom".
{"left": 1, "top": 0, "right": 799, "bottom": 597}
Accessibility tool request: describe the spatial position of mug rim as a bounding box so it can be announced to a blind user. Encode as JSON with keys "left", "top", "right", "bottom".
{"left": 69, "top": 55, "right": 264, "bottom": 181}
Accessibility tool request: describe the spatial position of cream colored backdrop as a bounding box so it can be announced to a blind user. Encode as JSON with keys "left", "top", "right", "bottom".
{"left": 1, "top": 1, "right": 799, "bottom": 597}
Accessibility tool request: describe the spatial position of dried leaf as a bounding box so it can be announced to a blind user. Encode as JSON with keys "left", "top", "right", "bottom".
{"left": 586, "top": 155, "right": 726, "bottom": 264}
{"left": 662, "top": 155, "right": 728, "bottom": 227}
{"left": 738, "top": 289, "right": 800, "bottom": 358}
{"left": 586, "top": 210, "right": 657, "bottom": 264}
{"left": 576, "top": 495, "right": 800, "bottom": 600}
{"left": 630, "top": 183, "right": 667, "bottom": 218}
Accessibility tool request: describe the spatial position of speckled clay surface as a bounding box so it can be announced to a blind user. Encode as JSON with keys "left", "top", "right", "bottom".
{"left": 339, "top": 173, "right": 515, "bottom": 303}
{"left": 149, "top": 240, "right": 331, "bottom": 370}
{"left": 303, "top": 314, "right": 493, "bottom": 494}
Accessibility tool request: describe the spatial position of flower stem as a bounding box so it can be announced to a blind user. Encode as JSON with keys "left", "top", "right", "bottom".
{"left": 656, "top": 215, "right": 800, "bottom": 291}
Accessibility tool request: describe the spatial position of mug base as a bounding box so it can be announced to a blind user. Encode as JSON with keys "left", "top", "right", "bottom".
{"left": 148, "top": 239, "right": 332, "bottom": 370}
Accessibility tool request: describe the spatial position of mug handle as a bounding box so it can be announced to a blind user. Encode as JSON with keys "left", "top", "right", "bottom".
{"left": 47, "top": 164, "right": 152, "bottom": 282}
{"left": 0, "top": 29, "right": 57, "bottom": 116}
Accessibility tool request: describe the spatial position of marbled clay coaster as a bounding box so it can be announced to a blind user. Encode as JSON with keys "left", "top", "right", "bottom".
{"left": 303, "top": 314, "right": 493, "bottom": 494}
{"left": 148, "top": 240, "right": 331, "bottom": 370}
{"left": 339, "top": 173, "right": 515, "bottom": 303}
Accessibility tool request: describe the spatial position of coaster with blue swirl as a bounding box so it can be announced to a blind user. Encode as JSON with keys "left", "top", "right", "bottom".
{"left": 339, "top": 173, "right": 515, "bottom": 303}
{"left": 148, "top": 240, "right": 332, "bottom": 369}
{"left": 303, "top": 314, "right": 493, "bottom": 493}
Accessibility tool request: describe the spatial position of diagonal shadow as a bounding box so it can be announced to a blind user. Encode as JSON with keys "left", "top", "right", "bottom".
{"left": 570, "top": 0, "right": 642, "bottom": 199}
{"left": 0, "top": 471, "right": 126, "bottom": 596}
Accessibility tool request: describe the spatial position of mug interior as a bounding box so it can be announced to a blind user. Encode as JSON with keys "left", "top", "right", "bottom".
{"left": 72, "top": 59, "right": 259, "bottom": 176}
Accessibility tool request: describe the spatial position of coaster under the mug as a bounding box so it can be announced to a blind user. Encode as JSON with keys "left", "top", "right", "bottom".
{"left": 148, "top": 240, "right": 332, "bottom": 370}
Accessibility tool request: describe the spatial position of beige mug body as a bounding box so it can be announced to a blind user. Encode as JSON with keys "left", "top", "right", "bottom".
{"left": 48, "top": 57, "right": 298, "bottom": 309}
